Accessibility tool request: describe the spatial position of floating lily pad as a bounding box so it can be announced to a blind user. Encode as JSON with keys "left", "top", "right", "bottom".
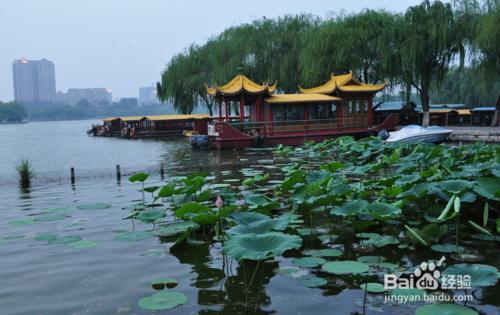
{"left": 35, "top": 213, "right": 68, "bottom": 222}
{"left": 431, "top": 244, "right": 464, "bottom": 253}
{"left": 443, "top": 264, "right": 498, "bottom": 287}
{"left": 298, "top": 276, "right": 327, "bottom": 288}
{"left": 34, "top": 233, "right": 57, "bottom": 242}
{"left": 76, "top": 203, "right": 111, "bottom": 210}
{"left": 151, "top": 278, "right": 178, "bottom": 289}
{"left": 230, "top": 212, "right": 269, "bottom": 224}
{"left": 360, "top": 282, "right": 385, "bottom": 293}
{"left": 307, "top": 248, "right": 343, "bottom": 257}
{"left": 292, "top": 257, "right": 326, "bottom": 268}
{"left": 356, "top": 256, "right": 386, "bottom": 264}
{"left": 415, "top": 304, "right": 478, "bottom": 315}
{"left": 138, "top": 291, "right": 187, "bottom": 311}
{"left": 43, "top": 207, "right": 73, "bottom": 213}
{"left": 276, "top": 266, "right": 308, "bottom": 278}
{"left": 322, "top": 260, "right": 369, "bottom": 275}
{"left": 48, "top": 235, "right": 81, "bottom": 245}
{"left": 8, "top": 218, "right": 36, "bottom": 226}
{"left": 66, "top": 240, "right": 98, "bottom": 249}
{"left": 114, "top": 231, "right": 154, "bottom": 242}
{"left": 296, "top": 228, "right": 314, "bottom": 236}
{"left": 155, "top": 221, "right": 199, "bottom": 237}
{"left": 136, "top": 210, "right": 166, "bottom": 223}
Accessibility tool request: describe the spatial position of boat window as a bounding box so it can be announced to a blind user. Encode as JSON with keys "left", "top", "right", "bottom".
{"left": 355, "top": 100, "right": 360, "bottom": 113}
{"left": 348, "top": 101, "right": 353, "bottom": 114}
{"left": 364, "top": 100, "right": 368, "bottom": 112}
{"left": 311, "top": 103, "right": 337, "bottom": 120}
{"left": 272, "top": 104, "right": 304, "bottom": 122}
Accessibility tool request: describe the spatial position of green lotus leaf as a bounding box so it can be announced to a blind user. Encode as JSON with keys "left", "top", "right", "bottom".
{"left": 307, "top": 248, "right": 343, "bottom": 257}
{"left": 395, "top": 174, "right": 421, "bottom": 186}
{"left": 156, "top": 183, "right": 176, "bottom": 198}
{"left": 34, "top": 233, "right": 57, "bottom": 242}
{"left": 129, "top": 172, "right": 149, "bottom": 183}
{"left": 367, "top": 202, "right": 401, "bottom": 220}
{"left": 431, "top": 244, "right": 464, "bottom": 253}
{"left": 138, "top": 291, "right": 187, "bottom": 311}
{"left": 43, "top": 207, "right": 73, "bottom": 213}
{"left": 331, "top": 199, "right": 368, "bottom": 217}
{"left": 439, "top": 180, "right": 473, "bottom": 194}
{"left": 298, "top": 276, "right": 327, "bottom": 288}
{"left": 223, "top": 232, "right": 302, "bottom": 261}
{"left": 244, "top": 194, "right": 278, "bottom": 210}
{"left": 443, "top": 264, "right": 498, "bottom": 287}
{"left": 114, "top": 231, "right": 154, "bottom": 242}
{"left": 66, "top": 240, "right": 98, "bottom": 249}
{"left": 136, "top": 210, "right": 166, "bottom": 223}
{"left": 141, "top": 249, "right": 166, "bottom": 257}
{"left": 276, "top": 266, "right": 308, "bottom": 278}
{"left": 291, "top": 257, "right": 326, "bottom": 268}
{"left": 151, "top": 277, "right": 178, "bottom": 289}
{"left": 360, "top": 282, "right": 385, "bottom": 293}
{"left": 2, "top": 234, "right": 25, "bottom": 240}
{"left": 76, "top": 203, "right": 111, "bottom": 210}
{"left": 143, "top": 186, "right": 159, "bottom": 193}
{"left": 175, "top": 202, "right": 210, "bottom": 218}
{"left": 230, "top": 212, "right": 270, "bottom": 224}
{"left": 363, "top": 234, "right": 400, "bottom": 248}
{"left": 356, "top": 256, "right": 386, "bottom": 264}
{"left": 8, "top": 218, "right": 36, "bottom": 226}
{"left": 48, "top": 235, "right": 81, "bottom": 245}
{"left": 155, "top": 221, "right": 199, "bottom": 237}
{"left": 321, "top": 260, "right": 369, "bottom": 275}
{"left": 226, "top": 218, "right": 288, "bottom": 235}
{"left": 473, "top": 177, "right": 500, "bottom": 201}
{"left": 416, "top": 304, "right": 478, "bottom": 315}
{"left": 35, "top": 213, "right": 68, "bottom": 221}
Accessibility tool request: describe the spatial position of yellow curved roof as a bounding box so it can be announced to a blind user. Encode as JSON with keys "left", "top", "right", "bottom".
{"left": 265, "top": 94, "right": 340, "bottom": 104}
{"left": 300, "top": 71, "right": 384, "bottom": 94}
{"left": 207, "top": 74, "right": 277, "bottom": 97}
{"left": 338, "top": 84, "right": 385, "bottom": 93}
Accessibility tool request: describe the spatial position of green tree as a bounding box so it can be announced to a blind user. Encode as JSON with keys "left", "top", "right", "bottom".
{"left": 475, "top": 4, "right": 500, "bottom": 125}
{"left": 0, "top": 101, "right": 27, "bottom": 122}
{"left": 399, "top": 0, "right": 464, "bottom": 126}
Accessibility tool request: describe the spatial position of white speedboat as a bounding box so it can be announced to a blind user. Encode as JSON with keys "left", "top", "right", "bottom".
{"left": 381, "top": 125, "right": 453, "bottom": 143}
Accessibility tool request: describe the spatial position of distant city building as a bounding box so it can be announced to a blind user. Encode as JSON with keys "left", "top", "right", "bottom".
{"left": 12, "top": 58, "right": 56, "bottom": 103}
{"left": 62, "top": 88, "right": 112, "bottom": 105}
{"left": 138, "top": 85, "right": 157, "bottom": 105}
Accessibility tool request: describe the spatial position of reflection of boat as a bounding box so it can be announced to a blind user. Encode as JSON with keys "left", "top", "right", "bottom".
{"left": 381, "top": 125, "right": 453, "bottom": 143}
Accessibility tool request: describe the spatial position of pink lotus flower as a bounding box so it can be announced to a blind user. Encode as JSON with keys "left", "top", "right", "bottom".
{"left": 215, "top": 195, "right": 224, "bottom": 208}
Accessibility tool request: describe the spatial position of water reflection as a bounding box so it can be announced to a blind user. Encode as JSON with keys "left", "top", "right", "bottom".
{"left": 170, "top": 239, "right": 278, "bottom": 314}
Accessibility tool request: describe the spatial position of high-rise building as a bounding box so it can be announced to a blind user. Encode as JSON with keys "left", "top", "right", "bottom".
{"left": 65, "top": 88, "right": 112, "bottom": 105}
{"left": 138, "top": 85, "right": 157, "bottom": 105}
{"left": 12, "top": 58, "right": 56, "bottom": 103}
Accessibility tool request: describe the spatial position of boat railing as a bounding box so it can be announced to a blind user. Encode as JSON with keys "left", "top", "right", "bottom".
{"left": 221, "top": 116, "right": 369, "bottom": 135}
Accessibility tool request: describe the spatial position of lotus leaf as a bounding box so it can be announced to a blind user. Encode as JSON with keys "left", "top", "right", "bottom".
{"left": 223, "top": 232, "right": 302, "bottom": 261}
{"left": 321, "top": 260, "right": 369, "bottom": 275}
{"left": 439, "top": 180, "right": 473, "bottom": 194}
{"left": 230, "top": 212, "right": 270, "bottom": 224}
{"left": 473, "top": 177, "right": 500, "bottom": 201}
{"left": 66, "top": 240, "right": 98, "bottom": 249}
{"left": 114, "top": 231, "right": 154, "bottom": 242}
{"left": 76, "top": 203, "right": 111, "bottom": 210}
{"left": 8, "top": 218, "right": 36, "bottom": 226}
{"left": 129, "top": 172, "right": 149, "bottom": 183}
{"left": 331, "top": 199, "right": 368, "bottom": 217}
{"left": 136, "top": 210, "right": 166, "bottom": 223}
{"left": 360, "top": 282, "right": 385, "bottom": 293}
{"left": 226, "top": 218, "right": 289, "bottom": 235}
{"left": 367, "top": 202, "right": 401, "bottom": 220}
{"left": 416, "top": 304, "right": 478, "bottom": 315}
{"left": 307, "top": 248, "right": 343, "bottom": 257}
{"left": 443, "top": 264, "right": 498, "bottom": 287}
{"left": 155, "top": 221, "right": 199, "bottom": 237}
{"left": 138, "top": 291, "right": 187, "bottom": 311}
{"left": 298, "top": 276, "right": 327, "bottom": 287}
{"left": 151, "top": 277, "right": 178, "bottom": 289}
{"left": 35, "top": 213, "right": 68, "bottom": 221}
{"left": 48, "top": 235, "right": 81, "bottom": 245}
{"left": 431, "top": 244, "right": 464, "bottom": 253}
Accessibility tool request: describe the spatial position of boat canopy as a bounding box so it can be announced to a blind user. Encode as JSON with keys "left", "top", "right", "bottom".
{"left": 207, "top": 74, "right": 277, "bottom": 97}
{"left": 299, "top": 71, "right": 384, "bottom": 95}
{"left": 264, "top": 94, "right": 340, "bottom": 104}
{"left": 103, "top": 114, "right": 211, "bottom": 123}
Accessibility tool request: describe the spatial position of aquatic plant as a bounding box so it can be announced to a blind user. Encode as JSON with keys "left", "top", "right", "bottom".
{"left": 16, "top": 159, "right": 34, "bottom": 187}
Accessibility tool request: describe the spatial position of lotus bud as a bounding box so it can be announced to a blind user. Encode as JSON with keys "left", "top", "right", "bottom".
{"left": 215, "top": 195, "right": 224, "bottom": 208}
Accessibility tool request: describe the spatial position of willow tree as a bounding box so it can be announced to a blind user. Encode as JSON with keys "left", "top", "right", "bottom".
{"left": 299, "top": 10, "right": 400, "bottom": 87}
{"left": 400, "top": 0, "right": 463, "bottom": 126}
{"left": 476, "top": 4, "right": 500, "bottom": 126}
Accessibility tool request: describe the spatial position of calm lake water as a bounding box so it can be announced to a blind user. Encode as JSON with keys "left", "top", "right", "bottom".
{"left": 0, "top": 120, "right": 498, "bottom": 315}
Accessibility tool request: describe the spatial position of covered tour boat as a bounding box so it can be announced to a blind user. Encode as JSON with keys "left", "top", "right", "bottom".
{"left": 202, "top": 73, "right": 395, "bottom": 149}
{"left": 88, "top": 114, "right": 211, "bottom": 138}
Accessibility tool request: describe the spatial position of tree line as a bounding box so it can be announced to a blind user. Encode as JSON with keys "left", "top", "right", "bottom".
{"left": 157, "top": 0, "right": 500, "bottom": 126}
{"left": 0, "top": 101, "right": 27, "bottom": 122}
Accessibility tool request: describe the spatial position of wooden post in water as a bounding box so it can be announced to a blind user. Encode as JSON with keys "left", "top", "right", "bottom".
{"left": 70, "top": 167, "right": 75, "bottom": 184}
{"left": 116, "top": 164, "right": 121, "bottom": 181}
{"left": 160, "top": 162, "right": 164, "bottom": 179}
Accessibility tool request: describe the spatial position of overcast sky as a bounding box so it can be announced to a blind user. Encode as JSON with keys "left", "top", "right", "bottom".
{"left": 0, "top": 0, "right": 424, "bottom": 101}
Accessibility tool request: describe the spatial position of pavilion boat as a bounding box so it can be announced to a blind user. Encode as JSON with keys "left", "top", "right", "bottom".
{"left": 88, "top": 114, "right": 211, "bottom": 138}
{"left": 200, "top": 73, "right": 397, "bottom": 149}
